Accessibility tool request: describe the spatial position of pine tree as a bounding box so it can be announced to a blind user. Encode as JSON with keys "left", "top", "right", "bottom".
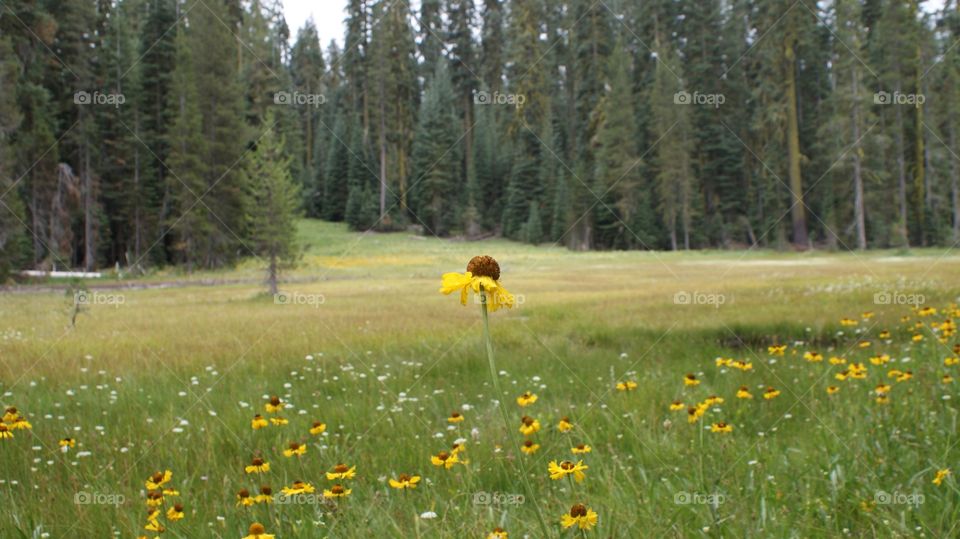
{"left": 245, "top": 110, "right": 301, "bottom": 295}
{"left": 410, "top": 62, "right": 461, "bottom": 235}
{"left": 0, "top": 35, "right": 29, "bottom": 279}
{"left": 291, "top": 21, "right": 327, "bottom": 216}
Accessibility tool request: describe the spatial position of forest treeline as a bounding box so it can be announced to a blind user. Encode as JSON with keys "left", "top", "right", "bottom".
{"left": 1, "top": 0, "right": 959, "bottom": 276}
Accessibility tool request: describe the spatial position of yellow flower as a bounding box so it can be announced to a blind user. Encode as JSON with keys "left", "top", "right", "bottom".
{"left": 439, "top": 256, "right": 515, "bottom": 311}
{"left": 243, "top": 522, "right": 275, "bottom": 539}
{"left": 251, "top": 415, "right": 268, "bottom": 430}
{"left": 450, "top": 442, "right": 467, "bottom": 455}
{"left": 857, "top": 340, "right": 872, "bottom": 349}
{"left": 840, "top": 318, "right": 858, "bottom": 327}
{"left": 10, "top": 415, "right": 31, "bottom": 430}
{"left": 237, "top": 489, "right": 255, "bottom": 506}
{"left": 255, "top": 486, "right": 274, "bottom": 504}
{"left": 710, "top": 422, "right": 733, "bottom": 433}
{"left": 557, "top": 417, "right": 574, "bottom": 432}
{"left": 826, "top": 386, "right": 839, "bottom": 395}
{"left": 521, "top": 440, "right": 540, "bottom": 455}
{"left": 516, "top": 392, "right": 538, "bottom": 407}
{"left": 945, "top": 356, "right": 960, "bottom": 367}
{"left": 918, "top": 306, "right": 937, "bottom": 317}
{"left": 245, "top": 458, "right": 270, "bottom": 474}
{"left": 389, "top": 473, "right": 421, "bottom": 489}
{"left": 2, "top": 407, "right": 19, "bottom": 424}
{"left": 560, "top": 504, "right": 598, "bottom": 530}
{"left": 616, "top": 380, "right": 638, "bottom": 391}
{"left": 763, "top": 387, "right": 780, "bottom": 400}
{"left": 683, "top": 373, "right": 700, "bottom": 386}
{"left": 571, "top": 444, "right": 592, "bottom": 454}
{"left": 768, "top": 345, "right": 787, "bottom": 356}
{"left": 326, "top": 463, "right": 357, "bottom": 480}
{"left": 869, "top": 354, "right": 890, "bottom": 366}
{"left": 548, "top": 460, "right": 588, "bottom": 482}
{"left": 715, "top": 357, "right": 732, "bottom": 367}
{"left": 309, "top": 421, "right": 327, "bottom": 435}
{"left": 431, "top": 450, "right": 461, "bottom": 469}
{"left": 281, "top": 481, "right": 315, "bottom": 495}
{"left": 686, "top": 406, "right": 703, "bottom": 424}
{"left": 803, "top": 351, "right": 823, "bottom": 362}
{"left": 835, "top": 370, "right": 849, "bottom": 381}
{"left": 323, "top": 484, "right": 352, "bottom": 498}
{"left": 269, "top": 417, "right": 288, "bottom": 426}
{"left": 944, "top": 375, "right": 955, "bottom": 384}
{"left": 736, "top": 387, "right": 752, "bottom": 399}
{"left": 896, "top": 370, "right": 913, "bottom": 382}
{"left": 59, "top": 438, "right": 75, "bottom": 449}
{"left": 265, "top": 396, "right": 283, "bottom": 414}
{"left": 283, "top": 442, "right": 306, "bottom": 458}
{"left": 731, "top": 360, "right": 753, "bottom": 371}
{"left": 166, "top": 504, "right": 185, "bottom": 521}
{"left": 912, "top": 333, "right": 924, "bottom": 342}
{"left": 669, "top": 400, "right": 686, "bottom": 410}
{"left": 486, "top": 527, "right": 509, "bottom": 539}
{"left": 933, "top": 468, "right": 951, "bottom": 486}
{"left": 875, "top": 394, "right": 890, "bottom": 405}
{"left": 0, "top": 423, "right": 12, "bottom": 440}
{"left": 447, "top": 411, "right": 465, "bottom": 423}
{"left": 862, "top": 311, "right": 874, "bottom": 319}
{"left": 145, "top": 470, "right": 172, "bottom": 490}
{"left": 146, "top": 491, "right": 165, "bottom": 507}
{"left": 829, "top": 356, "right": 847, "bottom": 365}
{"left": 519, "top": 416, "right": 541, "bottom": 436}
{"left": 704, "top": 395, "right": 724, "bottom": 406}
{"left": 879, "top": 330, "right": 891, "bottom": 339}
{"left": 874, "top": 383, "right": 891, "bottom": 395}
{"left": 144, "top": 519, "right": 165, "bottom": 533}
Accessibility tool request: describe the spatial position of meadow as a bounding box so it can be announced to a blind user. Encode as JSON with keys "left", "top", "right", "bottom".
{"left": 1, "top": 221, "right": 960, "bottom": 538}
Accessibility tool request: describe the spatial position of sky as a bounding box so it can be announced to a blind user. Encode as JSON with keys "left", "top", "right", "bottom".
{"left": 282, "top": 0, "right": 421, "bottom": 47}
{"left": 280, "top": 0, "right": 948, "bottom": 47}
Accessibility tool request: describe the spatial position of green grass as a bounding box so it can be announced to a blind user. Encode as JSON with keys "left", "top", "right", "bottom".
{"left": 2, "top": 220, "right": 960, "bottom": 537}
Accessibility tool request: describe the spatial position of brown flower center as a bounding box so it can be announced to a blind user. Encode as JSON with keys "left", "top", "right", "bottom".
{"left": 269, "top": 396, "right": 281, "bottom": 406}
{"left": 333, "top": 463, "right": 349, "bottom": 473}
{"left": 437, "top": 451, "right": 450, "bottom": 461}
{"left": 238, "top": 489, "right": 250, "bottom": 498}
{"left": 560, "top": 461, "right": 575, "bottom": 470}
{"left": 466, "top": 255, "right": 500, "bottom": 280}
{"left": 570, "top": 503, "right": 587, "bottom": 517}
{"left": 251, "top": 458, "right": 264, "bottom": 466}
{"left": 331, "top": 485, "right": 345, "bottom": 494}
{"left": 249, "top": 523, "right": 266, "bottom": 534}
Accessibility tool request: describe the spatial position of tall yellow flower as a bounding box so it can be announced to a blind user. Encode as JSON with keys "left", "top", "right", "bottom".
{"left": 243, "top": 522, "right": 275, "bottom": 539}
{"left": 145, "top": 470, "right": 172, "bottom": 490}
{"left": 326, "top": 463, "right": 357, "bottom": 480}
{"left": 561, "top": 504, "right": 598, "bottom": 530}
{"left": 439, "top": 255, "right": 515, "bottom": 311}
{"left": 389, "top": 473, "right": 421, "bottom": 490}
{"left": 933, "top": 468, "right": 951, "bottom": 486}
{"left": 548, "top": 460, "right": 588, "bottom": 482}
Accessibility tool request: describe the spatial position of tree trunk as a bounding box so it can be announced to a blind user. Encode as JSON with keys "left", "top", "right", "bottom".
{"left": 851, "top": 68, "right": 866, "bottom": 250}
{"left": 785, "top": 39, "right": 808, "bottom": 248}
{"left": 951, "top": 121, "right": 959, "bottom": 242}
{"left": 268, "top": 252, "right": 278, "bottom": 296}
{"left": 83, "top": 136, "right": 94, "bottom": 271}
{"left": 895, "top": 85, "right": 909, "bottom": 247}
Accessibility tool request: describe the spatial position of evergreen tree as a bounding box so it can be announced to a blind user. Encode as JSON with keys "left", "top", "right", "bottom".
{"left": 410, "top": 62, "right": 461, "bottom": 235}
{"left": 245, "top": 110, "right": 301, "bottom": 295}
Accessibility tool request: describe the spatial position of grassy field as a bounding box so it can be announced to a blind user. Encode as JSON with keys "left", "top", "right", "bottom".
{"left": 2, "top": 220, "right": 960, "bottom": 538}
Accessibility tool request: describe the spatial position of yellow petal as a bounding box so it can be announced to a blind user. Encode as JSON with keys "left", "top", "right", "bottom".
{"left": 440, "top": 272, "right": 473, "bottom": 295}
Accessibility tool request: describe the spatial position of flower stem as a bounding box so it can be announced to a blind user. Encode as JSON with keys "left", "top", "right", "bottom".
{"left": 480, "top": 287, "right": 549, "bottom": 537}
